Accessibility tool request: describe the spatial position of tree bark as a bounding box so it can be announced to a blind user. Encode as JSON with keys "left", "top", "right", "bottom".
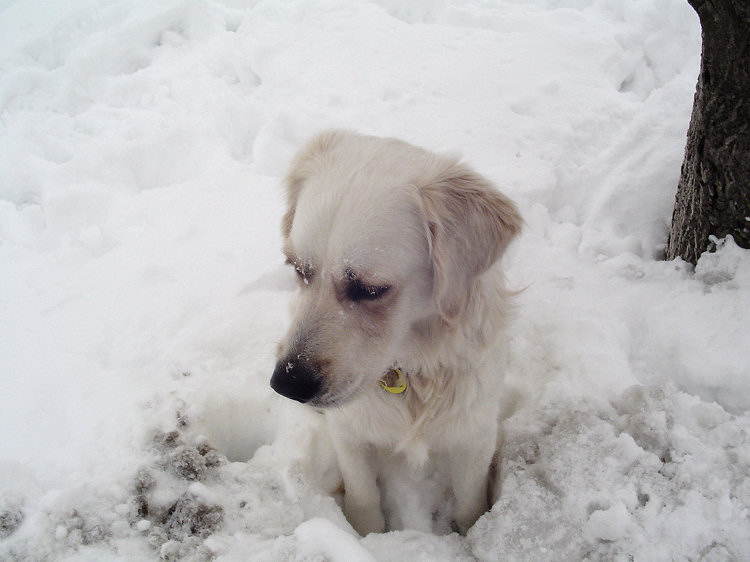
{"left": 666, "top": 0, "right": 750, "bottom": 264}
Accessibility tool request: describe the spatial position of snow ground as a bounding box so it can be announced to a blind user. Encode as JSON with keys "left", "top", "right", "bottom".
{"left": 1, "top": 0, "right": 749, "bottom": 560}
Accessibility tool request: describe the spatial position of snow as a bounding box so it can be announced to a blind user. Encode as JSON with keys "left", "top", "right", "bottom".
{"left": 1, "top": 0, "right": 748, "bottom": 559}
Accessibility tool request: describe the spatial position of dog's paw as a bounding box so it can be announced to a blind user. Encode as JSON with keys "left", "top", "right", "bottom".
{"left": 454, "top": 502, "right": 486, "bottom": 536}
{"left": 455, "top": 517, "right": 474, "bottom": 536}
{"left": 345, "top": 503, "right": 385, "bottom": 536}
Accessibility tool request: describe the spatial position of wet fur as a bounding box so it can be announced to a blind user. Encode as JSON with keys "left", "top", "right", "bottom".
{"left": 274, "top": 130, "right": 522, "bottom": 535}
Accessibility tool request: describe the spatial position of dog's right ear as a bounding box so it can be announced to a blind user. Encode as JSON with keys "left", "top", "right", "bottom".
{"left": 417, "top": 162, "right": 522, "bottom": 322}
{"left": 281, "top": 130, "right": 344, "bottom": 239}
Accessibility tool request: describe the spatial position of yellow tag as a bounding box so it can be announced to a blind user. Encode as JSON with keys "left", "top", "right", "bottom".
{"left": 379, "top": 368, "right": 407, "bottom": 394}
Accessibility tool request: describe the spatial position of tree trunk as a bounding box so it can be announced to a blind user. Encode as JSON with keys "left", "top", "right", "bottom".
{"left": 666, "top": 0, "right": 750, "bottom": 264}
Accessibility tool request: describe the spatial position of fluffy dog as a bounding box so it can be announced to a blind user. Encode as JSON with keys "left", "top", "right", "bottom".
{"left": 270, "top": 130, "right": 521, "bottom": 535}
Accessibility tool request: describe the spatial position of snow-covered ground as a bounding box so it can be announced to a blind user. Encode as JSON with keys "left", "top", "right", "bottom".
{"left": 2, "top": 0, "right": 749, "bottom": 559}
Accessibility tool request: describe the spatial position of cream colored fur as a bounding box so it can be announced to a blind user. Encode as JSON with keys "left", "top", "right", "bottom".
{"left": 273, "top": 130, "right": 522, "bottom": 535}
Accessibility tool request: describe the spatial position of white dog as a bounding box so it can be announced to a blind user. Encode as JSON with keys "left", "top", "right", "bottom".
{"left": 270, "top": 130, "right": 521, "bottom": 535}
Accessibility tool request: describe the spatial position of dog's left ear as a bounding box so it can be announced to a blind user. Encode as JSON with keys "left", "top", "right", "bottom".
{"left": 418, "top": 163, "right": 522, "bottom": 322}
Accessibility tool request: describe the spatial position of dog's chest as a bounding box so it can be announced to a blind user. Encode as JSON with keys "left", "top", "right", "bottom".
{"left": 334, "top": 377, "right": 473, "bottom": 453}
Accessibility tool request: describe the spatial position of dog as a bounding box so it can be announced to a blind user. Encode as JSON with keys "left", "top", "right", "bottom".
{"left": 270, "top": 130, "right": 522, "bottom": 535}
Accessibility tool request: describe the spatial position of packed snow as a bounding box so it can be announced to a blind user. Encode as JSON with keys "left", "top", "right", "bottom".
{"left": 1, "top": 0, "right": 749, "bottom": 560}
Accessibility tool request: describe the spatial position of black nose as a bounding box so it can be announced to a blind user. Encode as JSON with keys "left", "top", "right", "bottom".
{"left": 270, "top": 357, "right": 322, "bottom": 403}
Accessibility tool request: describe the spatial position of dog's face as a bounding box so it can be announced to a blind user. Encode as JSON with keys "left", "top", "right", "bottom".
{"left": 277, "top": 185, "right": 434, "bottom": 406}
{"left": 270, "top": 131, "right": 521, "bottom": 407}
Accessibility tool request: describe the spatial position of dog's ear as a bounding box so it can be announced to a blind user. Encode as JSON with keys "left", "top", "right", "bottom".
{"left": 418, "top": 163, "right": 522, "bottom": 322}
{"left": 281, "top": 129, "right": 344, "bottom": 239}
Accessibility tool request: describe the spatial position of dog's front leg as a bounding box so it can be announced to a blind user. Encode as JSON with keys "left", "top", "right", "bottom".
{"left": 330, "top": 432, "right": 385, "bottom": 535}
{"left": 448, "top": 436, "right": 496, "bottom": 535}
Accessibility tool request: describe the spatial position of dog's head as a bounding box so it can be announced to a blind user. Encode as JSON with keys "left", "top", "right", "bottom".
{"left": 270, "top": 130, "right": 521, "bottom": 407}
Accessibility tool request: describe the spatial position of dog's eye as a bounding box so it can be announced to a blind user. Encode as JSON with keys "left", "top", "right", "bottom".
{"left": 288, "top": 260, "right": 313, "bottom": 286}
{"left": 346, "top": 279, "right": 390, "bottom": 302}
{"left": 295, "top": 267, "right": 312, "bottom": 286}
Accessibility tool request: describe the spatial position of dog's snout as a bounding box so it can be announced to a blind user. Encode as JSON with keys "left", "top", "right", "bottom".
{"left": 270, "top": 357, "right": 322, "bottom": 403}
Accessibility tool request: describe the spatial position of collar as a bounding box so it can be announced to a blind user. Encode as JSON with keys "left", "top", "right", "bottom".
{"left": 379, "top": 367, "right": 408, "bottom": 394}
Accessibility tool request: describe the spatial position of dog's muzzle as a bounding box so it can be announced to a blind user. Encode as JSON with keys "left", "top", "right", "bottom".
{"left": 270, "top": 357, "right": 322, "bottom": 403}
